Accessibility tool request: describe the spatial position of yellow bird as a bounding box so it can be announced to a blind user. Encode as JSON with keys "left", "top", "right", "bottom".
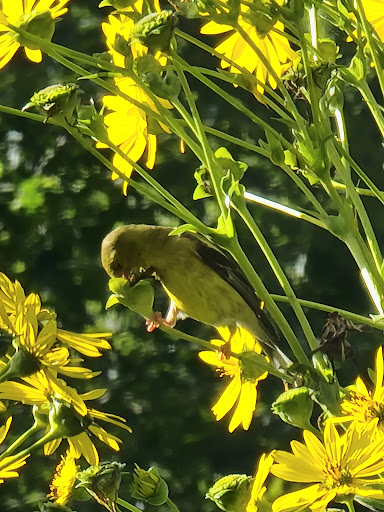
{"left": 101, "top": 224, "right": 289, "bottom": 366}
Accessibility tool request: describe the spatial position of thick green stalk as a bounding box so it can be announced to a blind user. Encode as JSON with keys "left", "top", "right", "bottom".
{"left": 296, "top": 8, "right": 324, "bottom": 135}
{"left": 328, "top": 141, "right": 384, "bottom": 279}
{"left": 0, "top": 423, "right": 41, "bottom": 462}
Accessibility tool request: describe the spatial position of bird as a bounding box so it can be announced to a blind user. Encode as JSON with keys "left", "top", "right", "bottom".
{"left": 101, "top": 224, "right": 290, "bottom": 366}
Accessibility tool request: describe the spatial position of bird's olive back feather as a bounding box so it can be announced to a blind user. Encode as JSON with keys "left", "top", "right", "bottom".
{"left": 182, "top": 232, "right": 278, "bottom": 342}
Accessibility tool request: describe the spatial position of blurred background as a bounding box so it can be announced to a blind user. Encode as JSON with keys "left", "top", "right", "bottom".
{"left": 0, "top": 2, "right": 384, "bottom": 510}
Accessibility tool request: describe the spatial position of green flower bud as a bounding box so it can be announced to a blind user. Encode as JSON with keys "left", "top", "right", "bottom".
{"left": 131, "top": 465, "right": 169, "bottom": 506}
{"left": 131, "top": 11, "right": 177, "bottom": 52}
{"left": 0, "top": 347, "right": 40, "bottom": 384}
{"left": 16, "top": 11, "right": 55, "bottom": 49}
{"left": 48, "top": 400, "right": 90, "bottom": 439}
{"left": 272, "top": 387, "right": 314, "bottom": 430}
{"left": 23, "top": 83, "right": 80, "bottom": 123}
{"left": 76, "top": 462, "right": 126, "bottom": 511}
{"left": 206, "top": 474, "right": 252, "bottom": 512}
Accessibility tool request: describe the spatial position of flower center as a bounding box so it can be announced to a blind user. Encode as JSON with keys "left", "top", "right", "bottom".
{"left": 324, "top": 461, "right": 352, "bottom": 489}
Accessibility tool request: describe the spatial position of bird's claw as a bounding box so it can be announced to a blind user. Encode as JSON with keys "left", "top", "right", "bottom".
{"left": 146, "top": 312, "right": 173, "bottom": 332}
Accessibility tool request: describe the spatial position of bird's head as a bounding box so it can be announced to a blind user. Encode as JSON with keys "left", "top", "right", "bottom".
{"left": 101, "top": 224, "right": 162, "bottom": 279}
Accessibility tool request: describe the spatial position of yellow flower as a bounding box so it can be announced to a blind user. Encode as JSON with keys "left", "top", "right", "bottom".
{"left": 201, "top": 1, "right": 296, "bottom": 95}
{"left": 0, "top": 369, "right": 88, "bottom": 415}
{"left": 98, "top": 8, "right": 171, "bottom": 194}
{"left": 271, "top": 420, "right": 384, "bottom": 512}
{"left": 0, "top": 417, "right": 29, "bottom": 484}
{"left": 0, "top": 369, "right": 132, "bottom": 466}
{"left": 44, "top": 388, "right": 132, "bottom": 466}
{"left": 48, "top": 448, "right": 78, "bottom": 505}
{"left": 362, "top": 0, "right": 384, "bottom": 42}
{"left": 0, "top": 455, "right": 29, "bottom": 484}
{"left": 199, "top": 327, "right": 268, "bottom": 433}
{"left": 0, "top": 0, "right": 70, "bottom": 70}
{"left": 97, "top": 76, "right": 171, "bottom": 194}
{"left": 246, "top": 452, "right": 275, "bottom": 512}
{"left": 0, "top": 416, "right": 12, "bottom": 445}
{"left": 0, "top": 272, "right": 110, "bottom": 380}
{"left": 334, "top": 346, "right": 384, "bottom": 434}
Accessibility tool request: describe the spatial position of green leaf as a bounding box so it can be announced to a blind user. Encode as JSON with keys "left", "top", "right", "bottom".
{"left": 107, "top": 278, "right": 154, "bottom": 318}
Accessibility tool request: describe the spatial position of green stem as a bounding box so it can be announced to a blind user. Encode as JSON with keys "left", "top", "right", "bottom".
{"left": 296, "top": 9, "right": 324, "bottom": 135}
{"left": 328, "top": 141, "right": 384, "bottom": 282}
{"left": 93, "top": 135, "right": 207, "bottom": 231}
{"left": 171, "top": 55, "right": 228, "bottom": 219}
{"left": 173, "top": 54, "right": 302, "bottom": 160}
{"left": 244, "top": 191, "right": 326, "bottom": 230}
{"left": 223, "top": 237, "right": 310, "bottom": 365}
{"left": 331, "top": 180, "right": 384, "bottom": 199}
{"left": 13, "top": 27, "right": 208, "bottom": 163}
{"left": 159, "top": 325, "right": 292, "bottom": 381}
{"left": 0, "top": 429, "right": 56, "bottom": 472}
{"left": 203, "top": 126, "right": 327, "bottom": 217}
{"left": 357, "top": 80, "right": 384, "bottom": 140}
{"left": 175, "top": 28, "right": 291, "bottom": 112}
{"left": 232, "top": 200, "right": 318, "bottom": 353}
{"left": 116, "top": 498, "right": 143, "bottom": 512}
{"left": 166, "top": 497, "right": 182, "bottom": 512}
{"left": 233, "top": 23, "right": 311, "bottom": 140}
{"left": 335, "top": 145, "right": 384, "bottom": 206}
{"left": 193, "top": 66, "right": 293, "bottom": 122}
{"left": 0, "top": 104, "right": 208, "bottom": 235}
{"left": 344, "top": 497, "right": 356, "bottom": 512}
{"left": 0, "top": 422, "right": 41, "bottom": 462}
{"left": 271, "top": 294, "right": 384, "bottom": 331}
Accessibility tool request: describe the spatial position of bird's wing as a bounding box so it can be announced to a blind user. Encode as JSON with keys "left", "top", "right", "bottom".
{"left": 185, "top": 233, "right": 278, "bottom": 340}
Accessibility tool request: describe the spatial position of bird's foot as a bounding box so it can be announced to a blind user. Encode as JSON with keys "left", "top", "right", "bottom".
{"left": 146, "top": 312, "right": 173, "bottom": 332}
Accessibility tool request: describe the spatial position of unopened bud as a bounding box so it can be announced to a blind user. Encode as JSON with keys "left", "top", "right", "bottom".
{"left": 76, "top": 461, "right": 126, "bottom": 511}
{"left": 131, "top": 11, "right": 177, "bottom": 52}
{"left": 272, "top": 386, "right": 313, "bottom": 430}
{"left": 131, "top": 465, "right": 169, "bottom": 506}
{"left": 206, "top": 474, "right": 252, "bottom": 512}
